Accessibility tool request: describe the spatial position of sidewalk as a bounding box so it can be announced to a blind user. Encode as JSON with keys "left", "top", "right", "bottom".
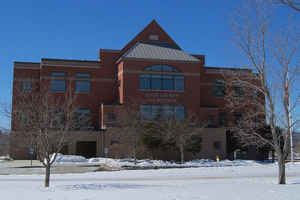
{"left": 0, "top": 160, "right": 99, "bottom": 175}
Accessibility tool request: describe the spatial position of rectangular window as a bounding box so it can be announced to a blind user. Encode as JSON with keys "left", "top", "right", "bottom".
{"left": 174, "top": 76, "right": 184, "bottom": 91}
{"left": 22, "top": 81, "right": 32, "bottom": 91}
{"left": 139, "top": 75, "right": 151, "bottom": 90}
{"left": 152, "top": 105, "right": 161, "bottom": 120}
{"left": 75, "top": 80, "right": 90, "bottom": 93}
{"left": 208, "top": 115, "right": 215, "bottom": 127}
{"left": 151, "top": 75, "right": 162, "bottom": 90}
{"left": 162, "top": 106, "right": 173, "bottom": 119}
{"left": 175, "top": 106, "right": 185, "bottom": 121}
{"left": 162, "top": 75, "right": 174, "bottom": 90}
{"left": 50, "top": 80, "right": 66, "bottom": 92}
{"left": 51, "top": 72, "right": 66, "bottom": 92}
{"left": 213, "top": 85, "right": 225, "bottom": 97}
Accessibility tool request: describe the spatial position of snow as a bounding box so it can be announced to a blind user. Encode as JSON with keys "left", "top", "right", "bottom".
{"left": 54, "top": 154, "right": 88, "bottom": 163}
{"left": 0, "top": 163, "right": 300, "bottom": 200}
{"left": 0, "top": 156, "right": 11, "bottom": 162}
{"left": 54, "top": 154, "right": 263, "bottom": 168}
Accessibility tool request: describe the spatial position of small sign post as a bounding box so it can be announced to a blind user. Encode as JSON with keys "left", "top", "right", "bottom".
{"left": 104, "top": 147, "right": 108, "bottom": 158}
{"left": 29, "top": 148, "right": 34, "bottom": 166}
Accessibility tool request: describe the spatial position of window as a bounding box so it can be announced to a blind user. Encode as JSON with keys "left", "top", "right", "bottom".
{"left": 140, "top": 65, "right": 184, "bottom": 91}
{"left": 213, "top": 80, "right": 225, "bottom": 97}
{"left": 74, "top": 109, "right": 92, "bottom": 130}
{"left": 140, "top": 105, "right": 152, "bottom": 120}
{"left": 174, "top": 76, "right": 184, "bottom": 91}
{"left": 207, "top": 115, "right": 215, "bottom": 127}
{"left": 139, "top": 75, "right": 151, "bottom": 90}
{"left": 75, "top": 73, "right": 91, "bottom": 93}
{"left": 50, "top": 72, "right": 66, "bottom": 92}
{"left": 140, "top": 105, "right": 185, "bottom": 121}
{"left": 21, "top": 113, "right": 30, "bottom": 125}
{"left": 175, "top": 106, "right": 185, "bottom": 121}
{"left": 75, "top": 80, "right": 90, "bottom": 93}
{"left": 149, "top": 34, "right": 159, "bottom": 40}
{"left": 50, "top": 80, "right": 66, "bottom": 92}
{"left": 22, "top": 81, "right": 32, "bottom": 91}
{"left": 233, "top": 86, "right": 244, "bottom": 97}
{"left": 219, "top": 112, "right": 227, "bottom": 127}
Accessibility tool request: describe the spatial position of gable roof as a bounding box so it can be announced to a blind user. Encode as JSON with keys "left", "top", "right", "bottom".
{"left": 119, "top": 20, "right": 181, "bottom": 56}
{"left": 118, "top": 41, "right": 201, "bottom": 63}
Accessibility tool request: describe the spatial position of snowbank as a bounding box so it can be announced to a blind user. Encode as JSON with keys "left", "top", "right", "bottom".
{"left": 54, "top": 154, "right": 88, "bottom": 163}
{"left": 54, "top": 154, "right": 264, "bottom": 168}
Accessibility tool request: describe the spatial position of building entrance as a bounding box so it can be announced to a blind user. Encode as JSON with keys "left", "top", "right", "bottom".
{"left": 76, "top": 141, "right": 97, "bottom": 158}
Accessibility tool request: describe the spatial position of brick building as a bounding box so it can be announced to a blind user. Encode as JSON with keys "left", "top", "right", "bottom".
{"left": 10, "top": 20, "right": 255, "bottom": 160}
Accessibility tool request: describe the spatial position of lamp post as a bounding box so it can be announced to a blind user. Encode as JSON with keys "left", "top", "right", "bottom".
{"left": 100, "top": 125, "right": 107, "bottom": 157}
{"left": 100, "top": 103, "right": 108, "bottom": 157}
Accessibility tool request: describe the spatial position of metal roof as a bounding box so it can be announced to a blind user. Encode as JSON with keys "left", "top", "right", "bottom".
{"left": 119, "top": 42, "right": 201, "bottom": 63}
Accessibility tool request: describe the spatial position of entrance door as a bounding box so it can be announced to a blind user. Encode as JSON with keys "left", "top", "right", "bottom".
{"left": 76, "top": 141, "right": 97, "bottom": 158}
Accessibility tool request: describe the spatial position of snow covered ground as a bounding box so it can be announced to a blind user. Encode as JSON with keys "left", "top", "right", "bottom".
{"left": 53, "top": 154, "right": 265, "bottom": 168}
{"left": 1, "top": 160, "right": 300, "bottom": 200}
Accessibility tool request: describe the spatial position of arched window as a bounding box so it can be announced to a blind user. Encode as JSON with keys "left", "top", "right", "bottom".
{"left": 144, "top": 65, "right": 181, "bottom": 72}
{"left": 140, "top": 65, "right": 184, "bottom": 91}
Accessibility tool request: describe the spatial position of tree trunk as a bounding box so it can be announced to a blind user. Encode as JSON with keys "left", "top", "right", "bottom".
{"left": 45, "top": 165, "right": 51, "bottom": 187}
{"left": 180, "top": 144, "right": 184, "bottom": 164}
{"left": 278, "top": 155, "right": 286, "bottom": 184}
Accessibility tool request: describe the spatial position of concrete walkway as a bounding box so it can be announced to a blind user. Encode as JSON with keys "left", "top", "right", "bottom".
{"left": 0, "top": 160, "right": 99, "bottom": 175}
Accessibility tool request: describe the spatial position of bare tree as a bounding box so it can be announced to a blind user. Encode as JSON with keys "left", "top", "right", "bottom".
{"left": 12, "top": 82, "right": 79, "bottom": 187}
{"left": 115, "top": 103, "right": 143, "bottom": 164}
{"left": 228, "top": 1, "right": 300, "bottom": 184}
{"left": 276, "top": 0, "right": 300, "bottom": 11}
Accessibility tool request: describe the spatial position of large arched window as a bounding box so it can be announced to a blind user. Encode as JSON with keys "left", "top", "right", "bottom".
{"left": 140, "top": 65, "right": 184, "bottom": 91}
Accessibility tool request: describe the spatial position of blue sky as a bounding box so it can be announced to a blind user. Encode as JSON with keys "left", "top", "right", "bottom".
{"left": 0, "top": 0, "right": 298, "bottom": 129}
